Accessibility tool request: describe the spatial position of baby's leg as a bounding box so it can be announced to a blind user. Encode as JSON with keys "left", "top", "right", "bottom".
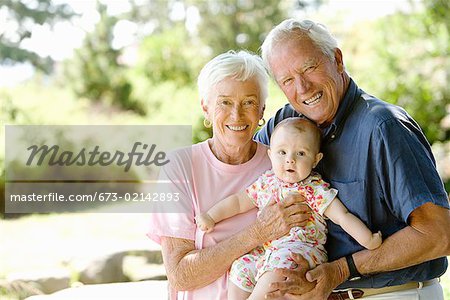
{"left": 228, "top": 246, "right": 264, "bottom": 300}
{"left": 247, "top": 271, "right": 285, "bottom": 300}
{"left": 228, "top": 281, "right": 251, "bottom": 300}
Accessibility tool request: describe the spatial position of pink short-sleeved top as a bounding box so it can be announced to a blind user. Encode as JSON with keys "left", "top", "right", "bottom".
{"left": 147, "top": 140, "right": 271, "bottom": 300}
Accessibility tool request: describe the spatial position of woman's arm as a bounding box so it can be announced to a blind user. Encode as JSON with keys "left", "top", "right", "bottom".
{"left": 162, "top": 194, "right": 312, "bottom": 291}
{"left": 324, "top": 197, "right": 382, "bottom": 250}
{"left": 161, "top": 229, "right": 259, "bottom": 291}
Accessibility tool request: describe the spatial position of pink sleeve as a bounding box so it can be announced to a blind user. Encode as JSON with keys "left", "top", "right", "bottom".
{"left": 146, "top": 149, "right": 196, "bottom": 244}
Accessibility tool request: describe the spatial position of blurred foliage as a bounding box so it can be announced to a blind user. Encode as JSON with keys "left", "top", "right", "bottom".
{"left": 135, "top": 25, "right": 205, "bottom": 85}
{"left": 1, "top": 0, "right": 449, "bottom": 219}
{"left": 63, "top": 1, "right": 145, "bottom": 115}
{"left": 375, "top": 11, "right": 448, "bottom": 143}
{"left": 126, "top": 0, "right": 322, "bottom": 55}
{"left": 126, "top": 0, "right": 178, "bottom": 34}
{"left": 0, "top": 0, "right": 74, "bottom": 72}
{"left": 344, "top": 0, "right": 449, "bottom": 144}
{"left": 193, "top": 0, "right": 287, "bottom": 55}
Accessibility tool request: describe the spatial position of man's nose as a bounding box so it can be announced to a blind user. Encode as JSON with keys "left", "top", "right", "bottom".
{"left": 295, "top": 76, "right": 311, "bottom": 95}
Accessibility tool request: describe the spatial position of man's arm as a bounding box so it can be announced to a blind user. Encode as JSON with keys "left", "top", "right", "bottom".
{"left": 266, "top": 202, "right": 450, "bottom": 300}
{"left": 354, "top": 202, "right": 450, "bottom": 274}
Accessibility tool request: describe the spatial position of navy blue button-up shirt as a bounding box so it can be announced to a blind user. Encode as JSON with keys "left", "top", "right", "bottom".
{"left": 254, "top": 79, "right": 449, "bottom": 288}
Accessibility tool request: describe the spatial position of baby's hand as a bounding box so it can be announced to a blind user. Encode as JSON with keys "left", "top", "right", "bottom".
{"left": 195, "top": 213, "right": 216, "bottom": 233}
{"left": 366, "top": 231, "right": 382, "bottom": 250}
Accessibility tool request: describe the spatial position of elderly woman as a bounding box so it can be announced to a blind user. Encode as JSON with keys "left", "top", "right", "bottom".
{"left": 147, "top": 50, "right": 310, "bottom": 299}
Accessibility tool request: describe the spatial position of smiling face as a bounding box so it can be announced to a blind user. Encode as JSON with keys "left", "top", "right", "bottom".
{"left": 268, "top": 36, "right": 347, "bottom": 127}
{"left": 268, "top": 124, "right": 323, "bottom": 183}
{"left": 202, "top": 77, "right": 264, "bottom": 151}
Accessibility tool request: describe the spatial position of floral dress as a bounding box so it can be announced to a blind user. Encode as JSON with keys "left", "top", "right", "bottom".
{"left": 229, "top": 169, "right": 338, "bottom": 292}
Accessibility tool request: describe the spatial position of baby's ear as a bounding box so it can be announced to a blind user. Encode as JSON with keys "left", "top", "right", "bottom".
{"left": 314, "top": 152, "right": 323, "bottom": 167}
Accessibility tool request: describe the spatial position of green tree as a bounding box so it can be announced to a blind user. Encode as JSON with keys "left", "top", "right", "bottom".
{"left": 193, "top": 0, "right": 287, "bottom": 55}
{"left": 0, "top": 0, "right": 73, "bottom": 72}
{"left": 136, "top": 25, "right": 204, "bottom": 85}
{"left": 64, "top": 1, "right": 145, "bottom": 115}
{"left": 374, "top": 3, "right": 449, "bottom": 143}
{"left": 344, "top": 0, "right": 448, "bottom": 144}
{"left": 126, "top": 0, "right": 177, "bottom": 34}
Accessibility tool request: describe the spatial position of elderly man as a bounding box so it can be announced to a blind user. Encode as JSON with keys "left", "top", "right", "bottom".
{"left": 255, "top": 19, "right": 450, "bottom": 300}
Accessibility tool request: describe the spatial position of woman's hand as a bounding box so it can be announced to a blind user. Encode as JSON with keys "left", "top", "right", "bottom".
{"left": 254, "top": 193, "right": 311, "bottom": 243}
{"left": 195, "top": 213, "right": 216, "bottom": 233}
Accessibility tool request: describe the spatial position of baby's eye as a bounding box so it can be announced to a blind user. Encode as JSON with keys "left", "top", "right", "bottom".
{"left": 297, "top": 151, "right": 305, "bottom": 156}
{"left": 278, "top": 150, "right": 286, "bottom": 155}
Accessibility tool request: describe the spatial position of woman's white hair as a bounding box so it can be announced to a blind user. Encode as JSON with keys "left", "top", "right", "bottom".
{"left": 197, "top": 50, "right": 269, "bottom": 107}
{"left": 261, "top": 19, "right": 338, "bottom": 71}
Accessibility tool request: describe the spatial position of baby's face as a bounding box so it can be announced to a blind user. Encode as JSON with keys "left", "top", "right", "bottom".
{"left": 268, "top": 126, "right": 322, "bottom": 183}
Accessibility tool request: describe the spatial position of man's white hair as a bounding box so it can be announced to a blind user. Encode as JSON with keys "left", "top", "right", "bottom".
{"left": 197, "top": 50, "right": 269, "bottom": 107}
{"left": 261, "top": 19, "right": 338, "bottom": 72}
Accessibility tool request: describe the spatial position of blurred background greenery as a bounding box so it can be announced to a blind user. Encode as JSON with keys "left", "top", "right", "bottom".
{"left": 0, "top": 0, "right": 449, "bottom": 299}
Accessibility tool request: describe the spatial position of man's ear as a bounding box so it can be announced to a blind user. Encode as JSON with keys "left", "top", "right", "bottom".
{"left": 314, "top": 152, "right": 323, "bottom": 168}
{"left": 267, "top": 148, "right": 272, "bottom": 158}
{"left": 334, "top": 48, "right": 344, "bottom": 73}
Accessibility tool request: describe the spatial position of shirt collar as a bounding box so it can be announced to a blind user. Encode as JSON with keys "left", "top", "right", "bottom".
{"left": 321, "top": 78, "right": 360, "bottom": 139}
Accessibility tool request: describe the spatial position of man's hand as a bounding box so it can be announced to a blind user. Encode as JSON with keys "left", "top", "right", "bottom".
{"left": 265, "top": 252, "right": 315, "bottom": 299}
{"left": 195, "top": 213, "right": 215, "bottom": 233}
{"left": 282, "top": 258, "right": 350, "bottom": 300}
{"left": 254, "top": 193, "right": 311, "bottom": 243}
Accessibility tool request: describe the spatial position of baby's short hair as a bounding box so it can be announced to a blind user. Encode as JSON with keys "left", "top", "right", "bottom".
{"left": 270, "top": 117, "right": 322, "bottom": 152}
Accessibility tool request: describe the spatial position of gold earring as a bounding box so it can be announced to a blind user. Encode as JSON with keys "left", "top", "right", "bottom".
{"left": 258, "top": 118, "right": 266, "bottom": 126}
{"left": 203, "top": 119, "right": 212, "bottom": 128}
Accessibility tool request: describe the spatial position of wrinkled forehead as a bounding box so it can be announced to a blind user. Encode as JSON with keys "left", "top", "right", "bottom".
{"left": 269, "top": 35, "right": 329, "bottom": 67}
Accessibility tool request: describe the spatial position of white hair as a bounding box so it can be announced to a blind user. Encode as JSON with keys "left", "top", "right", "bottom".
{"left": 261, "top": 19, "right": 338, "bottom": 71}
{"left": 197, "top": 50, "right": 269, "bottom": 107}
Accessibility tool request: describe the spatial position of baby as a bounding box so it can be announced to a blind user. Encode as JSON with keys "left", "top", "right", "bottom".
{"left": 196, "top": 117, "right": 382, "bottom": 300}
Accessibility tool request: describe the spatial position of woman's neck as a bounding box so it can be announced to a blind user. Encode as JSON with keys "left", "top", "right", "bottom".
{"left": 208, "top": 139, "right": 257, "bottom": 165}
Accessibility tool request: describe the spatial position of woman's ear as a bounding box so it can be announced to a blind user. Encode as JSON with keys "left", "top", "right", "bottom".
{"left": 260, "top": 104, "right": 266, "bottom": 119}
{"left": 201, "top": 98, "right": 209, "bottom": 118}
{"left": 314, "top": 152, "right": 324, "bottom": 168}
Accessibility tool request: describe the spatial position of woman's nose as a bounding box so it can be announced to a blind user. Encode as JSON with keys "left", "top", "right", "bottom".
{"left": 230, "top": 105, "right": 243, "bottom": 119}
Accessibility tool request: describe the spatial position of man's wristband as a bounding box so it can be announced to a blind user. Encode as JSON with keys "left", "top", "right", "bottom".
{"left": 345, "top": 254, "right": 362, "bottom": 281}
